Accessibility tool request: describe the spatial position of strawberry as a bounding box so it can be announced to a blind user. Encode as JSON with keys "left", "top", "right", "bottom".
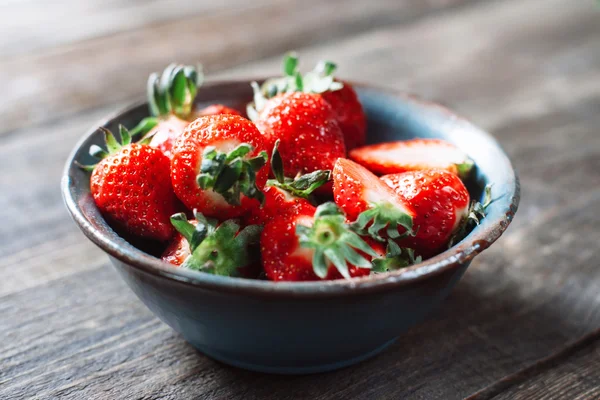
{"left": 320, "top": 80, "right": 366, "bottom": 150}
{"left": 381, "top": 169, "right": 470, "bottom": 257}
{"left": 246, "top": 139, "right": 332, "bottom": 225}
{"left": 163, "top": 211, "right": 262, "bottom": 277}
{"left": 261, "top": 202, "right": 383, "bottom": 281}
{"left": 349, "top": 139, "right": 474, "bottom": 178}
{"left": 253, "top": 52, "right": 366, "bottom": 150}
{"left": 170, "top": 114, "right": 269, "bottom": 219}
{"left": 332, "top": 158, "right": 414, "bottom": 241}
{"left": 250, "top": 91, "right": 345, "bottom": 181}
{"left": 80, "top": 126, "right": 178, "bottom": 241}
{"left": 129, "top": 64, "right": 241, "bottom": 158}
{"left": 197, "top": 104, "right": 241, "bottom": 117}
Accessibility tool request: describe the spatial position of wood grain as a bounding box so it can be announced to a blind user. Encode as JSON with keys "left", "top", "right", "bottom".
{"left": 467, "top": 330, "right": 600, "bottom": 400}
{"left": 0, "top": 0, "right": 477, "bottom": 136}
{"left": 0, "top": 0, "right": 274, "bottom": 57}
{"left": 1, "top": 0, "right": 599, "bottom": 398}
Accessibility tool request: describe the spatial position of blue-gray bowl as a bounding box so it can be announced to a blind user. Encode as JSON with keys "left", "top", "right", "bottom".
{"left": 61, "top": 80, "right": 519, "bottom": 374}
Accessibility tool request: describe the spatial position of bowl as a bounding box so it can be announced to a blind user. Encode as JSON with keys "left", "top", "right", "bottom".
{"left": 62, "top": 80, "right": 519, "bottom": 374}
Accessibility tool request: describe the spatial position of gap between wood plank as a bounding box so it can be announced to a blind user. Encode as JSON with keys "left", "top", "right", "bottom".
{"left": 464, "top": 327, "right": 600, "bottom": 400}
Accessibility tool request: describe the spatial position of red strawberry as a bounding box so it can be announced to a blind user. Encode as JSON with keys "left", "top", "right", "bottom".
{"left": 381, "top": 169, "right": 470, "bottom": 257}
{"left": 332, "top": 158, "right": 415, "bottom": 241}
{"left": 170, "top": 114, "right": 269, "bottom": 219}
{"left": 255, "top": 53, "right": 366, "bottom": 150}
{"left": 163, "top": 212, "right": 262, "bottom": 277}
{"left": 349, "top": 139, "right": 474, "bottom": 178}
{"left": 198, "top": 104, "right": 241, "bottom": 117}
{"left": 261, "top": 203, "right": 383, "bottom": 281}
{"left": 162, "top": 232, "right": 192, "bottom": 266}
{"left": 146, "top": 115, "right": 190, "bottom": 158}
{"left": 251, "top": 91, "right": 345, "bottom": 180}
{"left": 321, "top": 81, "right": 366, "bottom": 150}
{"left": 246, "top": 139, "right": 332, "bottom": 225}
{"left": 82, "top": 126, "right": 178, "bottom": 241}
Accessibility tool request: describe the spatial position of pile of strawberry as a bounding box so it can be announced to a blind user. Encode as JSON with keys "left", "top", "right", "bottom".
{"left": 80, "top": 54, "right": 490, "bottom": 282}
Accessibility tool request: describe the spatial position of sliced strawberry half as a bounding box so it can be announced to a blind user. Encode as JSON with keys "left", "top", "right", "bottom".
{"left": 349, "top": 138, "right": 474, "bottom": 178}
{"left": 332, "top": 158, "right": 415, "bottom": 242}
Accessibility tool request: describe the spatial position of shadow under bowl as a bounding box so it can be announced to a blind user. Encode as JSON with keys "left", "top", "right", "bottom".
{"left": 62, "top": 80, "right": 519, "bottom": 374}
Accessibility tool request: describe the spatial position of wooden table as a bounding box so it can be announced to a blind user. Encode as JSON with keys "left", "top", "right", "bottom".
{"left": 1, "top": 1, "right": 599, "bottom": 399}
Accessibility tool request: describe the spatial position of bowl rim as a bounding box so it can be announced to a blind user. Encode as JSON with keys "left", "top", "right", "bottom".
{"left": 61, "top": 79, "right": 520, "bottom": 298}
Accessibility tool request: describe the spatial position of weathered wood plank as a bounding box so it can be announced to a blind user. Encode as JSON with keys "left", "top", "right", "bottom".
{"left": 214, "top": 0, "right": 600, "bottom": 132}
{"left": 467, "top": 330, "right": 600, "bottom": 400}
{"left": 0, "top": 0, "right": 273, "bottom": 58}
{"left": 0, "top": 0, "right": 478, "bottom": 135}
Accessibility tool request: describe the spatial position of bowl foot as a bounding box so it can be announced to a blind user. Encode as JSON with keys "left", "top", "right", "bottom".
{"left": 193, "top": 338, "right": 397, "bottom": 375}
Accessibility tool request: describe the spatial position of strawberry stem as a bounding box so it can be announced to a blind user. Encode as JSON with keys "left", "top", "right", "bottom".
{"left": 196, "top": 144, "right": 268, "bottom": 206}
{"left": 296, "top": 202, "right": 378, "bottom": 279}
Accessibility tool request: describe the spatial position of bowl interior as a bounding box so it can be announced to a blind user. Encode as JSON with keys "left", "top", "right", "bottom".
{"left": 62, "top": 80, "right": 519, "bottom": 295}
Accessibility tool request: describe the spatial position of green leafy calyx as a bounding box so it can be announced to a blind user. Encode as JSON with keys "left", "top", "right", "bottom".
{"left": 372, "top": 240, "right": 422, "bottom": 273}
{"left": 296, "top": 202, "right": 378, "bottom": 279}
{"left": 448, "top": 184, "right": 493, "bottom": 247}
{"left": 170, "top": 211, "right": 262, "bottom": 276}
{"left": 266, "top": 139, "right": 331, "bottom": 198}
{"left": 130, "top": 64, "right": 203, "bottom": 137}
{"left": 352, "top": 202, "right": 414, "bottom": 242}
{"left": 148, "top": 63, "right": 203, "bottom": 120}
{"left": 196, "top": 143, "right": 268, "bottom": 206}
{"left": 246, "top": 52, "right": 343, "bottom": 119}
{"left": 76, "top": 126, "right": 143, "bottom": 171}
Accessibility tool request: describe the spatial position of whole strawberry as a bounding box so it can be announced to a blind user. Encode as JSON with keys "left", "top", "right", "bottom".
{"left": 261, "top": 202, "right": 383, "bottom": 281}
{"left": 82, "top": 126, "right": 178, "bottom": 241}
{"left": 253, "top": 53, "right": 366, "bottom": 150}
{"left": 170, "top": 114, "right": 269, "bottom": 219}
{"left": 332, "top": 158, "right": 415, "bottom": 241}
{"left": 251, "top": 91, "right": 345, "bottom": 181}
{"left": 130, "top": 64, "right": 241, "bottom": 158}
{"left": 163, "top": 211, "right": 262, "bottom": 277}
{"left": 381, "top": 169, "right": 470, "bottom": 257}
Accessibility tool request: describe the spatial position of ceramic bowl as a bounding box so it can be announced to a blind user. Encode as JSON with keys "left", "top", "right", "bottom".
{"left": 62, "top": 80, "right": 519, "bottom": 374}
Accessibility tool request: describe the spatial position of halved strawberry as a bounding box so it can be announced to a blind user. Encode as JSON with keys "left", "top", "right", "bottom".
{"left": 163, "top": 211, "right": 261, "bottom": 277}
{"left": 381, "top": 169, "right": 470, "bottom": 257}
{"left": 261, "top": 202, "right": 383, "bottom": 281}
{"left": 130, "top": 64, "right": 241, "bottom": 158}
{"left": 79, "top": 126, "right": 178, "bottom": 241}
{"left": 349, "top": 139, "right": 474, "bottom": 178}
{"left": 170, "top": 114, "right": 269, "bottom": 219}
{"left": 332, "top": 158, "right": 415, "bottom": 241}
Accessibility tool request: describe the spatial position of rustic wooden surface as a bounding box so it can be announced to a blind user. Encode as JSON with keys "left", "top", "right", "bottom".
{"left": 1, "top": 1, "right": 599, "bottom": 399}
